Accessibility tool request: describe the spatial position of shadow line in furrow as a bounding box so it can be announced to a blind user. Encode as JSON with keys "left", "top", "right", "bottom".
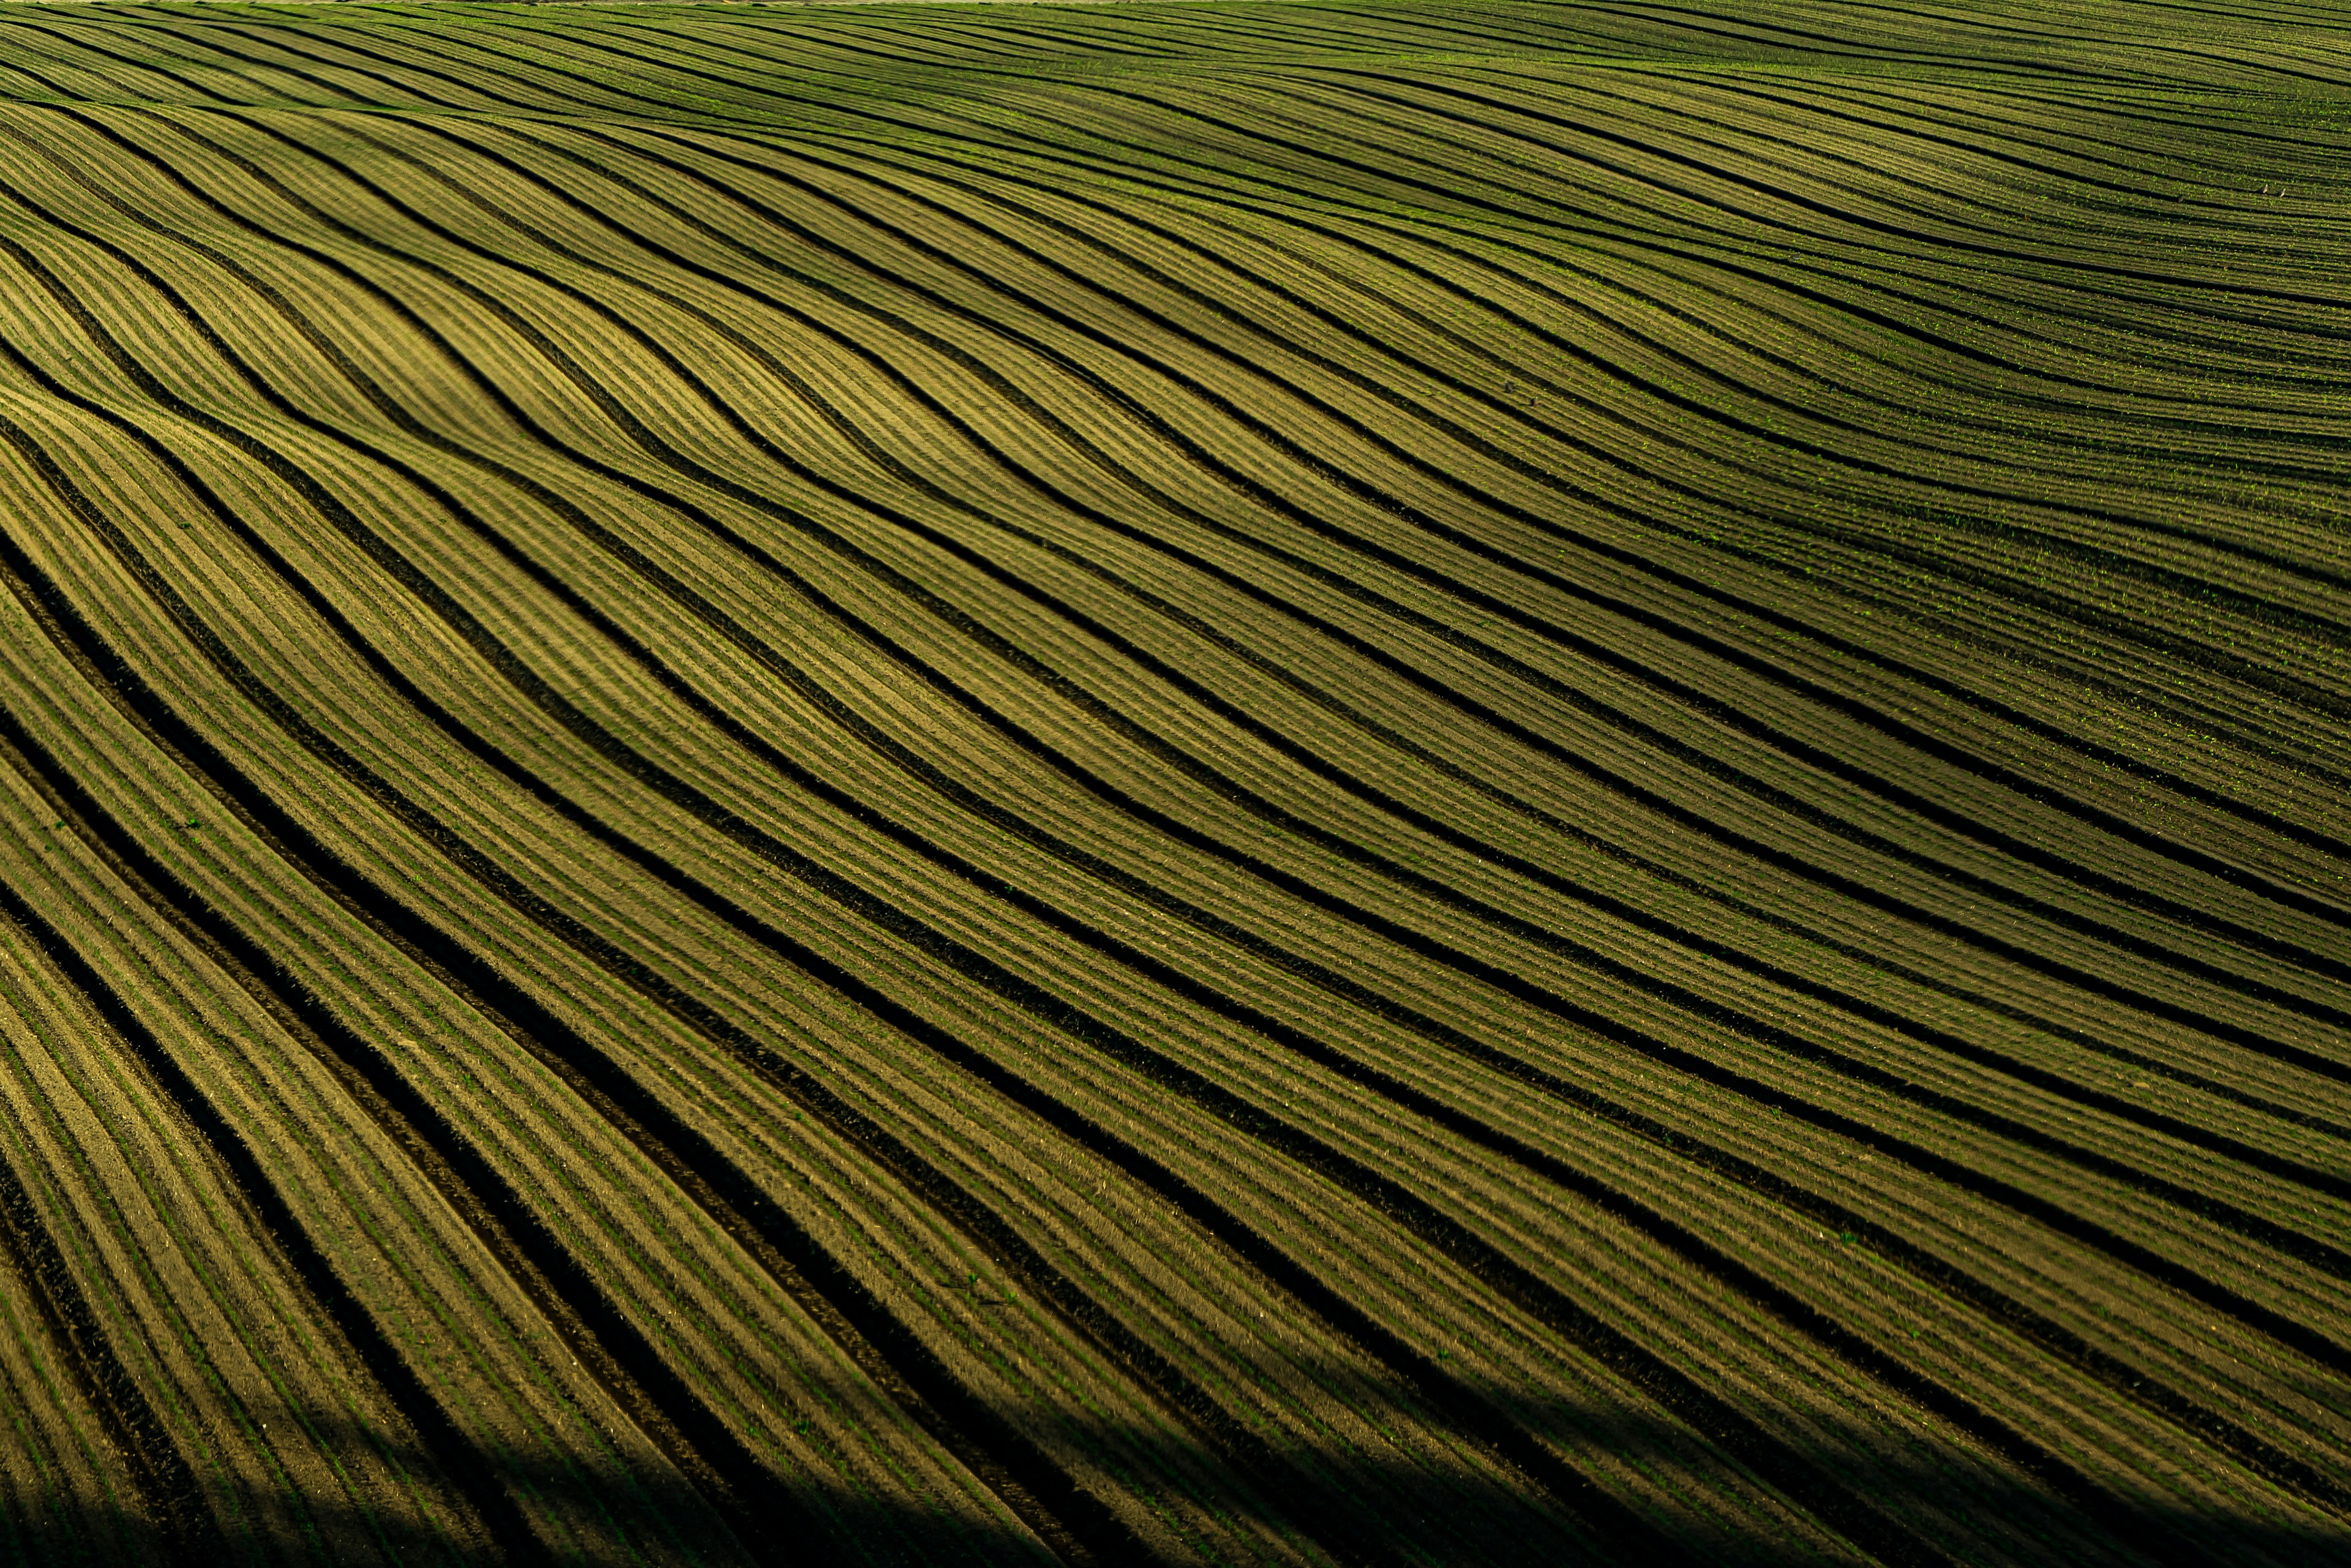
{"left": 529, "top": 110, "right": 2351, "bottom": 1067}
{"left": 0, "top": 23, "right": 198, "bottom": 110}
{"left": 84, "top": 83, "right": 2351, "bottom": 1416}
{"left": 529, "top": 13, "right": 2313, "bottom": 496}
{"left": 0, "top": 189, "right": 872, "bottom": 1566}
{"left": 88, "top": 149, "right": 2178, "bottom": 1552}
{"left": 0, "top": 119, "right": 1877, "bottom": 1568}
{"left": 0, "top": 944, "right": 206, "bottom": 1567}
{"left": 0, "top": 257, "right": 1121, "bottom": 1568}
{"left": 80, "top": 94, "right": 2351, "bottom": 1531}
{"left": 178, "top": 107, "right": 2351, "bottom": 1282}
{"left": 18, "top": 132, "right": 1495, "bottom": 1561}
{"left": 691, "top": 141, "right": 2351, "bottom": 1006}
{"left": 1299, "top": 62, "right": 2279, "bottom": 344}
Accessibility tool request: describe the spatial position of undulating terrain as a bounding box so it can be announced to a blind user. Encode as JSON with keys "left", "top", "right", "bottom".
{"left": 0, "top": 1, "right": 2340, "bottom": 1562}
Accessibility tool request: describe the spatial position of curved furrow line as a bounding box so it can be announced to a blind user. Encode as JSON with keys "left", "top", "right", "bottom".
{"left": 1610, "top": 70, "right": 2317, "bottom": 255}
{"left": 603, "top": 7, "right": 2279, "bottom": 313}
{"left": 1424, "top": 65, "right": 2336, "bottom": 295}
{"left": 0, "top": 21, "right": 219, "bottom": 108}
{"left": 418, "top": 40, "right": 2351, "bottom": 921}
{"left": 1652, "top": 69, "right": 2262, "bottom": 213}
{"left": 1967, "top": 73, "right": 2351, "bottom": 179}
{"left": 129, "top": 14, "right": 597, "bottom": 119}
{"left": 277, "top": 14, "right": 797, "bottom": 124}
{"left": 0, "top": 647, "right": 644, "bottom": 1563}
{"left": 279, "top": 0, "right": 2332, "bottom": 470}
{"left": 49, "top": 13, "right": 506, "bottom": 122}
{"left": 639, "top": 36, "right": 2332, "bottom": 615}
{"left": 0, "top": 712, "right": 788, "bottom": 1568}
{"left": 564, "top": 6, "right": 2351, "bottom": 460}
{"left": 0, "top": 398, "right": 807, "bottom": 1566}
{"left": 1, "top": 15, "right": 321, "bottom": 110}
{"left": 803, "top": 69, "right": 2350, "bottom": 486}
{"left": 0, "top": 100, "right": 1264, "bottom": 1558}
{"left": 0, "top": 32, "right": 105, "bottom": 106}
{"left": 0, "top": 553, "right": 1095, "bottom": 1568}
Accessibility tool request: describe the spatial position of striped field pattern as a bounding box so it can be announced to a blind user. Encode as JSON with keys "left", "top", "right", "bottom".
{"left": 0, "top": 1, "right": 2341, "bottom": 1562}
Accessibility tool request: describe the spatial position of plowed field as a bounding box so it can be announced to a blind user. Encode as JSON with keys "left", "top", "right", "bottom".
{"left": 0, "top": 1, "right": 2341, "bottom": 1563}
